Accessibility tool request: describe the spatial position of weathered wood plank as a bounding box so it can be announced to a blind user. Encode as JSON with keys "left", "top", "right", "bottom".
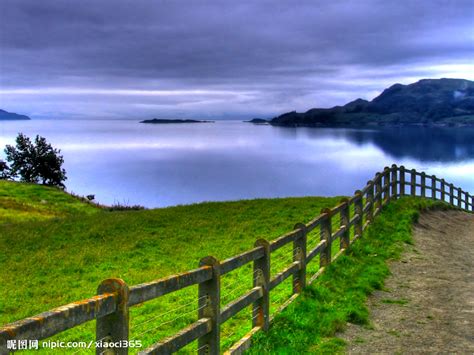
{"left": 225, "top": 326, "right": 261, "bottom": 355}
{"left": 270, "top": 229, "right": 300, "bottom": 252}
{"left": 128, "top": 267, "right": 213, "bottom": 307}
{"left": 0, "top": 293, "right": 116, "bottom": 343}
{"left": 305, "top": 214, "right": 324, "bottom": 233}
{"left": 332, "top": 226, "right": 346, "bottom": 241}
{"left": 269, "top": 262, "right": 300, "bottom": 291}
{"left": 220, "top": 247, "right": 265, "bottom": 275}
{"left": 140, "top": 318, "right": 211, "bottom": 355}
{"left": 221, "top": 287, "right": 263, "bottom": 323}
{"left": 306, "top": 240, "right": 326, "bottom": 264}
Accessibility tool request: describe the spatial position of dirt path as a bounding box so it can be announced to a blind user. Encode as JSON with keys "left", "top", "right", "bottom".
{"left": 340, "top": 210, "right": 474, "bottom": 354}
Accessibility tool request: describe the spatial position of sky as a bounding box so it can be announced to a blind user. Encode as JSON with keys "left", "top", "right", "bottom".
{"left": 0, "top": 0, "right": 473, "bottom": 120}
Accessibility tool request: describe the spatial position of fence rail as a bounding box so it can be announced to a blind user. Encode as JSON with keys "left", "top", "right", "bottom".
{"left": 1, "top": 165, "right": 473, "bottom": 355}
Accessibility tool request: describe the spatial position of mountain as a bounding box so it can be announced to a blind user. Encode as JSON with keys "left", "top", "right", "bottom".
{"left": 270, "top": 78, "right": 474, "bottom": 127}
{"left": 0, "top": 109, "right": 31, "bottom": 120}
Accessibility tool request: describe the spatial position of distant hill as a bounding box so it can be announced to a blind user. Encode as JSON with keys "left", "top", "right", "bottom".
{"left": 140, "top": 118, "right": 214, "bottom": 124}
{"left": 270, "top": 78, "right": 474, "bottom": 127}
{"left": 0, "top": 109, "right": 31, "bottom": 120}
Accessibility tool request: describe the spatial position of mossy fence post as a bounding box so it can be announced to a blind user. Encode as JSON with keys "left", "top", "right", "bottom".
{"left": 441, "top": 179, "right": 446, "bottom": 202}
{"left": 340, "top": 199, "right": 350, "bottom": 249}
{"left": 253, "top": 239, "right": 270, "bottom": 331}
{"left": 198, "top": 256, "right": 221, "bottom": 355}
{"left": 391, "top": 164, "right": 398, "bottom": 198}
{"left": 320, "top": 209, "right": 332, "bottom": 267}
{"left": 96, "top": 278, "right": 130, "bottom": 355}
{"left": 399, "top": 165, "right": 406, "bottom": 196}
{"left": 420, "top": 172, "right": 426, "bottom": 198}
{"left": 410, "top": 169, "right": 416, "bottom": 196}
{"left": 354, "top": 190, "right": 363, "bottom": 238}
{"left": 366, "top": 183, "right": 374, "bottom": 223}
{"left": 293, "top": 223, "right": 307, "bottom": 293}
{"left": 450, "top": 183, "right": 454, "bottom": 205}
{"left": 431, "top": 175, "right": 437, "bottom": 200}
{"left": 375, "top": 173, "right": 382, "bottom": 212}
{"left": 383, "top": 167, "right": 391, "bottom": 203}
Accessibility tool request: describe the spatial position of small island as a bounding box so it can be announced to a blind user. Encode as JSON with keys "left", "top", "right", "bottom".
{"left": 244, "top": 118, "right": 269, "bottom": 125}
{"left": 0, "top": 109, "right": 31, "bottom": 120}
{"left": 140, "top": 118, "right": 214, "bottom": 124}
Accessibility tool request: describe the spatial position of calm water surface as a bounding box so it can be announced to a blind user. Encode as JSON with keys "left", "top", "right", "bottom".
{"left": 0, "top": 120, "right": 473, "bottom": 207}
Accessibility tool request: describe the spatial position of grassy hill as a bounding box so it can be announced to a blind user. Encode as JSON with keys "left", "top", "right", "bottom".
{"left": 0, "top": 180, "right": 341, "bottom": 352}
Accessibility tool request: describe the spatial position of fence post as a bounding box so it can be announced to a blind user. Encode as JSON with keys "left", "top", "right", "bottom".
{"left": 354, "top": 190, "right": 363, "bottom": 237}
{"left": 411, "top": 169, "right": 416, "bottom": 196}
{"left": 96, "top": 278, "right": 130, "bottom": 355}
{"left": 431, "top": 175, "right": 437, "bottom": 200}
{"left": 450, "top": 184, "right": 454, "bottom": 205}
{"left": 253, "top": 239, "right": 270, "bottom": 331}
{"left": 441, "top": 179, "right": 446, "bottom": 202}
{"left": 340, "top": 199, "right": 350, "bottom": 249}
{"left": 366, "top": 182, "right": 374, "bottom": 223}
{"left": 375, "top": 173, "right": 382, "bottom": 213}
{"left": 420, "top": 172, "right": 426, "bottom": 198}
{"left": 383, "top": 167, "right": 391, "bottom": 204}
{"left": 458, "top": 189, "right": 462, "bottom": 209}
{"left": 293, "top": 223, "right": 307, "bottom": 294}
{"left": 198, "top": 256, "right": 221, "bottom": 355}
{"left": 320, "top": 209, "right": 332, "bottom": 267}
{"left": 391, "top": 164, "right": 398, "bottom": 199}
{"left": 399, "top": 165, "right": 406, "bottom": 196}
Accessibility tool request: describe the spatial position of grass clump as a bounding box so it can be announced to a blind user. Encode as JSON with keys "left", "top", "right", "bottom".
{"left": 248, "top": 197, "right": 448, "bottom": 354}
{"left": 381, "top": 298, "right": 409, "bottom": 305}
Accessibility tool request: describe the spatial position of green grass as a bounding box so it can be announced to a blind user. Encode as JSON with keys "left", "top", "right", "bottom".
{"left": 0, "top": 180, "right": 342, "bottom": 353}
{"left": 247, "top": 197, "right": 451, "bottom": 354}
{"left": 0, "top": 180, "right": 99, "bottom": 222}
{"left": 381, "top": 298, "right": 409, "bottom": 305}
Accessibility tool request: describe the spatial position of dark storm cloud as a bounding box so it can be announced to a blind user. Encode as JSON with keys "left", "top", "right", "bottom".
{"left": 0, "top": 0, "right": 473, "bottom": 118}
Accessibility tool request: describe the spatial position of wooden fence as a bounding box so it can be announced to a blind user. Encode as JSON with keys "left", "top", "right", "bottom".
{"left": 1, "top": 165, "right": 473, "bottom": 355}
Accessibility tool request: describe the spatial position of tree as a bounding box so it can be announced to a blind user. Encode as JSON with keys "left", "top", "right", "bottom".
{"left": 4, "top": 133, "right": 67, "bottom": 188}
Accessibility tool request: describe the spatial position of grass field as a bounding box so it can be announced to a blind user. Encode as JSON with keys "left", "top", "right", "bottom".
{"left": 0, "top": 180, "right": 342, "bottom": 353}
{"left": 0, "top": 180, "right": 449, "bottom": 353}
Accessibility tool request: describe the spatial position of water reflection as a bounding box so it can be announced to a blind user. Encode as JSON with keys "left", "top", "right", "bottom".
{"left": 342, "top": 127, "right": 474, "bottom": 162}
{"left": 272, "top": 126, "right": 474, "bottom": 162}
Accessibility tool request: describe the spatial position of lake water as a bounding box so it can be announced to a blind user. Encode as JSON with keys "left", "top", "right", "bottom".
{"left": 0, "top": 120, "right": 473, "bottom": 208}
